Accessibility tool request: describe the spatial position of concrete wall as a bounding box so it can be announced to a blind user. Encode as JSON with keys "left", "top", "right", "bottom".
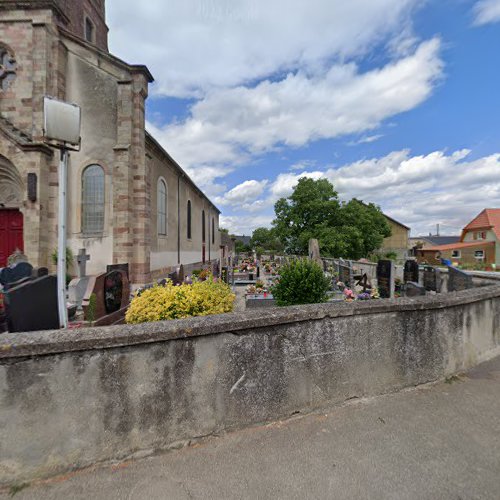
{"left": 2, "top": 282, "right": 500, "bottom": 485}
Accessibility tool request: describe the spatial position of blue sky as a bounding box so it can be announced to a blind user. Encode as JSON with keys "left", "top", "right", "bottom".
{"left": 108, "top": 0, "right": 500, "bottom": 236}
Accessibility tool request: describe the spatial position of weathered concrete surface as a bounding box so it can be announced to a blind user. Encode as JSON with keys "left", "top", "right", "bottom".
{"left": 1, "top": 284, "right": 500, "bottom": 484}
{"left": 2, "top": 356, "right": 500, "bottom": 500}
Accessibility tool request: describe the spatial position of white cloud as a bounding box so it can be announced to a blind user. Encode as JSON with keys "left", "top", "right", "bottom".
{"left": 347, "top": 134, "right": 384, "bottom": 146}
{"left": 149, "top": 39, "right": 442, "bottom": 180}
{"left": 219, "top": 214, "right": 274, "bottom": 235}
{"left": 216, "top": 179, "right": 268, "bottom": 206}
{"left": 108, "top": 0, "right": 420, "bottom": 98}
{"left": 473, "top": 0, "right": 500, "bottom": 25}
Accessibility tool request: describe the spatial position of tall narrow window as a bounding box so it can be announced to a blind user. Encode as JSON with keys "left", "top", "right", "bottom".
{"left": 202, "top": 210, "right": 206, "bottom": 242}
{"left": 212, "top": 218, "right": 215, "bottom": 244}
{"left": 157, "top": 179, "right": 167, "bottom": 235}
{"left": 187, "top": 200, "right": 192, "bottom": 239}
{"left": 82, "top": 165, "right": 105, "bottom": 234}
{"left": 85, "top": 18, "right": 95, "bottom": 43}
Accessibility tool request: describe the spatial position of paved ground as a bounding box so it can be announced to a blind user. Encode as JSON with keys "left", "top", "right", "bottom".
{"left": 3, "top": 356, "right": 500, "bottom": 500}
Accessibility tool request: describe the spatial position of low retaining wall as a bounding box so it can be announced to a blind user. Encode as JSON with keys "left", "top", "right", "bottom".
{"left": 1, "top": 282, "right": 500, "bottom": 484}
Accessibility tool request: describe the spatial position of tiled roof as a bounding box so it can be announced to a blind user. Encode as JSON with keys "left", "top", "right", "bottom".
{"left": 423, "top": 241, "right": 495, "bottom": 252}
{"left": 462, "top": 209, "right": 500, "bottom": 241}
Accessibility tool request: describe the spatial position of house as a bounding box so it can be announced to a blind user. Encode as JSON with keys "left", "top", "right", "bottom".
{"left": 409, "top": 235, "right": 461, "bottom": 250}
{"left": 416, "top": 209, "right": 500, "bottom": 267}
{"left": 0, "top": 0, "right": 220, "bottom": 285}
{"left": 379, "top": 214, "right": 411, "bottom": 261}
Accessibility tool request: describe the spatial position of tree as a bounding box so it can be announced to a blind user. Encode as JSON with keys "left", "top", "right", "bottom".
{"left": 250, "top": 227, "right": 284, "bottom": 253}
{"left": 272, "top": 178, "right": 391, "bottom": 259}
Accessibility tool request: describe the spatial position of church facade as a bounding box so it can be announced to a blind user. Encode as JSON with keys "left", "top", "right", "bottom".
{"left": 0, "top": 0, "right": 220, "bottom": 285}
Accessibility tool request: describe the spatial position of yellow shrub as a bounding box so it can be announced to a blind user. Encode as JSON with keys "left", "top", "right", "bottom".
{"left": 125, "top": 278, "right": 236, "bottom": 324}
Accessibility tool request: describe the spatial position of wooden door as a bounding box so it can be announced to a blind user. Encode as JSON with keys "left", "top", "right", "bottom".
{"left": 0, "top": 209, "right": 24, "bottom": 267}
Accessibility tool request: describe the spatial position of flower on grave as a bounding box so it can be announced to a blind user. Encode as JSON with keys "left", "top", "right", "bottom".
{"left": 357, "top": 292, "right": 371, "bottom": 301}
{"left": 343, "top": 288, "right": 355, "bottom": 301}
{"left": 371, "top": 287, "right": 380, "bottom": 299}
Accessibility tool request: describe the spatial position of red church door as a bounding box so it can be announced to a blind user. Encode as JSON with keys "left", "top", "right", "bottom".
{"left": 0, "top": 209, "right": 24, "bottom": 267}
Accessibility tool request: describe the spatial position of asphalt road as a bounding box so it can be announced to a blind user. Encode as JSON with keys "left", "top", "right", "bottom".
{"left": 3, "top": 356, "right": 500, "bottom": 500}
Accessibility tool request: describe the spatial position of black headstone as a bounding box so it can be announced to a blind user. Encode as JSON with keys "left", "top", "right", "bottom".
{"left": 405, "top": 281, "right": 426, "bottom": 297}
{"left": 448, "top": 266, "right": 473, "bottom": 292}
{"left": 106, "top": 263, "right": 129, "bottom": 280}
{"left": 423, "top": 266, "right": 440, "bottom": 292}
{"left": 104, "top": 271, "right": 124, "bottom": 314}
{"left": 404, "top": 260, "right": 419, "bottom": 284}
{"left": 0, "top": 262, "right": 34, "bottom": 291}
{"left": 377, "top": 260, "right": 395, "bottom": 299}
{"left": 32, "top": 267, "right": 49, "bottom": 278}
{"left": 5, "top": 275, "right": 59, "bottom": 332}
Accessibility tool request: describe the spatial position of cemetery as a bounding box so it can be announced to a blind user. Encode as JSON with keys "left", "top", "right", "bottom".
{"left": 1, "top": 239, "right": 499, "bottom": 485}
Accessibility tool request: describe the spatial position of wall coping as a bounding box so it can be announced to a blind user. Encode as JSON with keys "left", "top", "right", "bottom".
{"left": 2, "top": 282, "right": 500, "bottom": 359}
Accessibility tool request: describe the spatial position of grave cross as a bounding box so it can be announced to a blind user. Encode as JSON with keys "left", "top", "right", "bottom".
{"left": 77, "top": 248, "right": 90, "bottom": 278}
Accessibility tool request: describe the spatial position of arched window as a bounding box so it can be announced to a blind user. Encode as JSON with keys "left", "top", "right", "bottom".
{"left": 187, "top": 200, "right": 192, "bottom": 239}
{"left": 157, "top": 178, "right": 167, "bottom": 235}
{"left": 82, "top": 165, "right": 105, "bottom": 234}
{"left": 212, "top": 217, "right": 215, "bottom": 244}
{"left": 202, "top": 210, "right": 206, "bottom": 243}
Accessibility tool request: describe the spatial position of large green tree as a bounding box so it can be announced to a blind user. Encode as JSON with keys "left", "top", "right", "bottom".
{"left": 250, "top": 227, "right": 284, "bottom": 253}
{"left": 272, "top": 178, "right": 391, "bottom": 259}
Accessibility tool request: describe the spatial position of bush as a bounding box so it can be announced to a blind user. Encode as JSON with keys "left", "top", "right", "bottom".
{"left": 271, "top": 259, "right": 330, "bottom": 307}
{"left": 125, "top": 278, "right": 235, "bottom": 324}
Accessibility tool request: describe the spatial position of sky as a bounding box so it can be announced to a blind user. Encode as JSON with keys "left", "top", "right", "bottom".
{"left": 107, "top": 0, "right": 500, "bottom": 236}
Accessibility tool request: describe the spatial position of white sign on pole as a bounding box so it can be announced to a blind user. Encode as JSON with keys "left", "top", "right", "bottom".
{"left": 43, "top": 96, "right": 82, "bottom": 329}
{"left": 43, "top": 96, "right": 81, "bottom": 146}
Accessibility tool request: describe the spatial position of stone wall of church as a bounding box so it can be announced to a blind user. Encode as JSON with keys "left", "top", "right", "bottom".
{"left": 0, "top": 8, "right": 64, "bottom": 268}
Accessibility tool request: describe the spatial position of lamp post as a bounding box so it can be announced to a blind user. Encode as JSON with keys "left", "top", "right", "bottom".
{"left": 43, "top": 97, "right": 81, "bottom": 329}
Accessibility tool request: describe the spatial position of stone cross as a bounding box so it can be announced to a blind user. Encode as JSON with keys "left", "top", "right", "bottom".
{"left": 77, "top": 248, "right": 90, "bottom": 278}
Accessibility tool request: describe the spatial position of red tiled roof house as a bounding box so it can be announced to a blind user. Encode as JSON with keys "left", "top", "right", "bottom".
{"left": 416, "top": 209, "right": 500, "bottom": 268}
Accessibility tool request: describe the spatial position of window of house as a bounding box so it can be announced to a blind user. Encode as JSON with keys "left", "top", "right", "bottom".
{"left": 82, "top": 165, "right": 105, "bottom": 234}
{"left": 474, "top": 250, "right": 485, "bottom": 260}
{"left": 202, "top": 210, "right": 206, "bottom": 243}
{"left": 212, "top": 217, "right": 215, "bottom": 244}
{"left": 451, "top": 250, "right": 461, "bottom": 258}
{"left": 187, "top": 200, "right": 192, "bottom": 239}
{"left": 157, "top": 179, "right": 167, "bottom": 235}
{"left": 85, "top": 17, "right": 95, "bottom": 43}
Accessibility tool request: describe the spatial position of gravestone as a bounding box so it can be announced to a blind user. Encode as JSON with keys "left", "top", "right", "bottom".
{"left": 4, "top": 275, "right": 59, "bottom": 332}
{"left": 404, "top": 260, "right": 419, "bottom": 284}
{"left": 405, "top": 282, "right": 426, "bottom": 297}
{"left": 82, "top": 269, "right": 130, "bottom": 326}
{"left": 177, "top": 264, "right": 185, "bottom": 284}
{"left": 308, "top": 239, "right": 322, "bottom": 267}
{"left": 0, "top": 262, "right": 34, "bottom": 291}
{"left": 448, "top": 266, "right": 473, "bottom": 292}
{"left": 68, "top": 249, "right": 91, "bottom": 309}
{"left": 423, "top": 266, "right": 441, "bottom": 293}
{"left": 77, "top": 249, "right": 91, "bottom": 278}
{"left": 106, "top": 263, "right": 129, "bottom": 280}
{"left": 32, "top": 267, "right": 49, "bottom": 278}
{"left": 377, "top": 260, "right": 395, "bottom": 299}
{"left": 338, "top": 260, "right": 353, "bottom": 288}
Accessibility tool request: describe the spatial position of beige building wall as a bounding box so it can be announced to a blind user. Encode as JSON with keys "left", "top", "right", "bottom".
{"left": 147, "top": 136, "right": 220, "bottom": 274}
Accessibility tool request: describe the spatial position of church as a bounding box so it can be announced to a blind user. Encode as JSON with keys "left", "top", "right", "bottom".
{"left": 0, "top": 0, "right": 221, "bottom": 285}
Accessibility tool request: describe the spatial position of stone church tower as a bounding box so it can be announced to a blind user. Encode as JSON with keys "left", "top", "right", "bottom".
{"left": 0, "top": 0, "right": 220, "bottom": 284}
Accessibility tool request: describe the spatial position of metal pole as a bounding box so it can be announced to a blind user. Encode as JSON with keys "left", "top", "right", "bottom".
{"left": 57, "top": 149, "right": 68, "bottom": 329}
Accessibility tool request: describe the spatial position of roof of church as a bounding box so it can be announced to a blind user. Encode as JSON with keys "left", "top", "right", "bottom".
{"left": 462, "top": 209, "right": 500, "bottom": 241}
